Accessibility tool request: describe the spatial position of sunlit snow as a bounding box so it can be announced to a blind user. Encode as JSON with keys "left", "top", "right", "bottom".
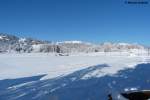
{"left": 0, "top": 52, "right": 149, "bottom": 80}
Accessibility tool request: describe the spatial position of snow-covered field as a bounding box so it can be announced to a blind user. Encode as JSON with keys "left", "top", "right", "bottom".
{"left": 0, "top": 52, "right": 149, "bottom": 80}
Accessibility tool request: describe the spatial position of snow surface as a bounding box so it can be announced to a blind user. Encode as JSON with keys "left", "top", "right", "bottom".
{"left": 0, "top": 52, "right": 149, "bottom": 80}
{"left": 0, "top": 35, "right": 9, "bottom": 40}
{"left": 0, "top": 36, "right": 3, "bottom": 40}
{"left": 19, "top": 38, "right": 26, "bottom": 42}
{"left": 56, "top": 40, "right": 83, "bottom": 44}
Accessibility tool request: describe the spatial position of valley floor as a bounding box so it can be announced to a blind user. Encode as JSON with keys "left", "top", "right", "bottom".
{"left": 0, "top": 52, "right": 149, "bottom": 80}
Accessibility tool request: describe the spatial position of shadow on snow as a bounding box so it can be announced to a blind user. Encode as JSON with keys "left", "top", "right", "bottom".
{"left": 0, "top": 63, "right": 150, "bottom": 100}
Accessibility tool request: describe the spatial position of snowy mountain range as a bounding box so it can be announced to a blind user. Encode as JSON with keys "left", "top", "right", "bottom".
{"left": 0, "top": 33, "right": 146, "bottom": 53}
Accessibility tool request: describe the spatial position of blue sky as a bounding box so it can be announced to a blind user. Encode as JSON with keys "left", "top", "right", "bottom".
{"left": 0, "top": 0, "right": 150, "bottom": 45}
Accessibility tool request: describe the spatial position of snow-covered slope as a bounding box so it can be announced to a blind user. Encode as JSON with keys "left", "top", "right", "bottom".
{"left": 0, "top": 33, "right": 49, "bottom": 53}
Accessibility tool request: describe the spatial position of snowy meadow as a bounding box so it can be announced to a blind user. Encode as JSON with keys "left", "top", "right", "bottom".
{"left": 0, "top": 52, "right": 150, "bottom": 100}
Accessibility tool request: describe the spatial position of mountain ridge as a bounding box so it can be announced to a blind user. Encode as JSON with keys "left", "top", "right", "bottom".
{"left": 0, "top": 33, "right": 147, "bottom": 53}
